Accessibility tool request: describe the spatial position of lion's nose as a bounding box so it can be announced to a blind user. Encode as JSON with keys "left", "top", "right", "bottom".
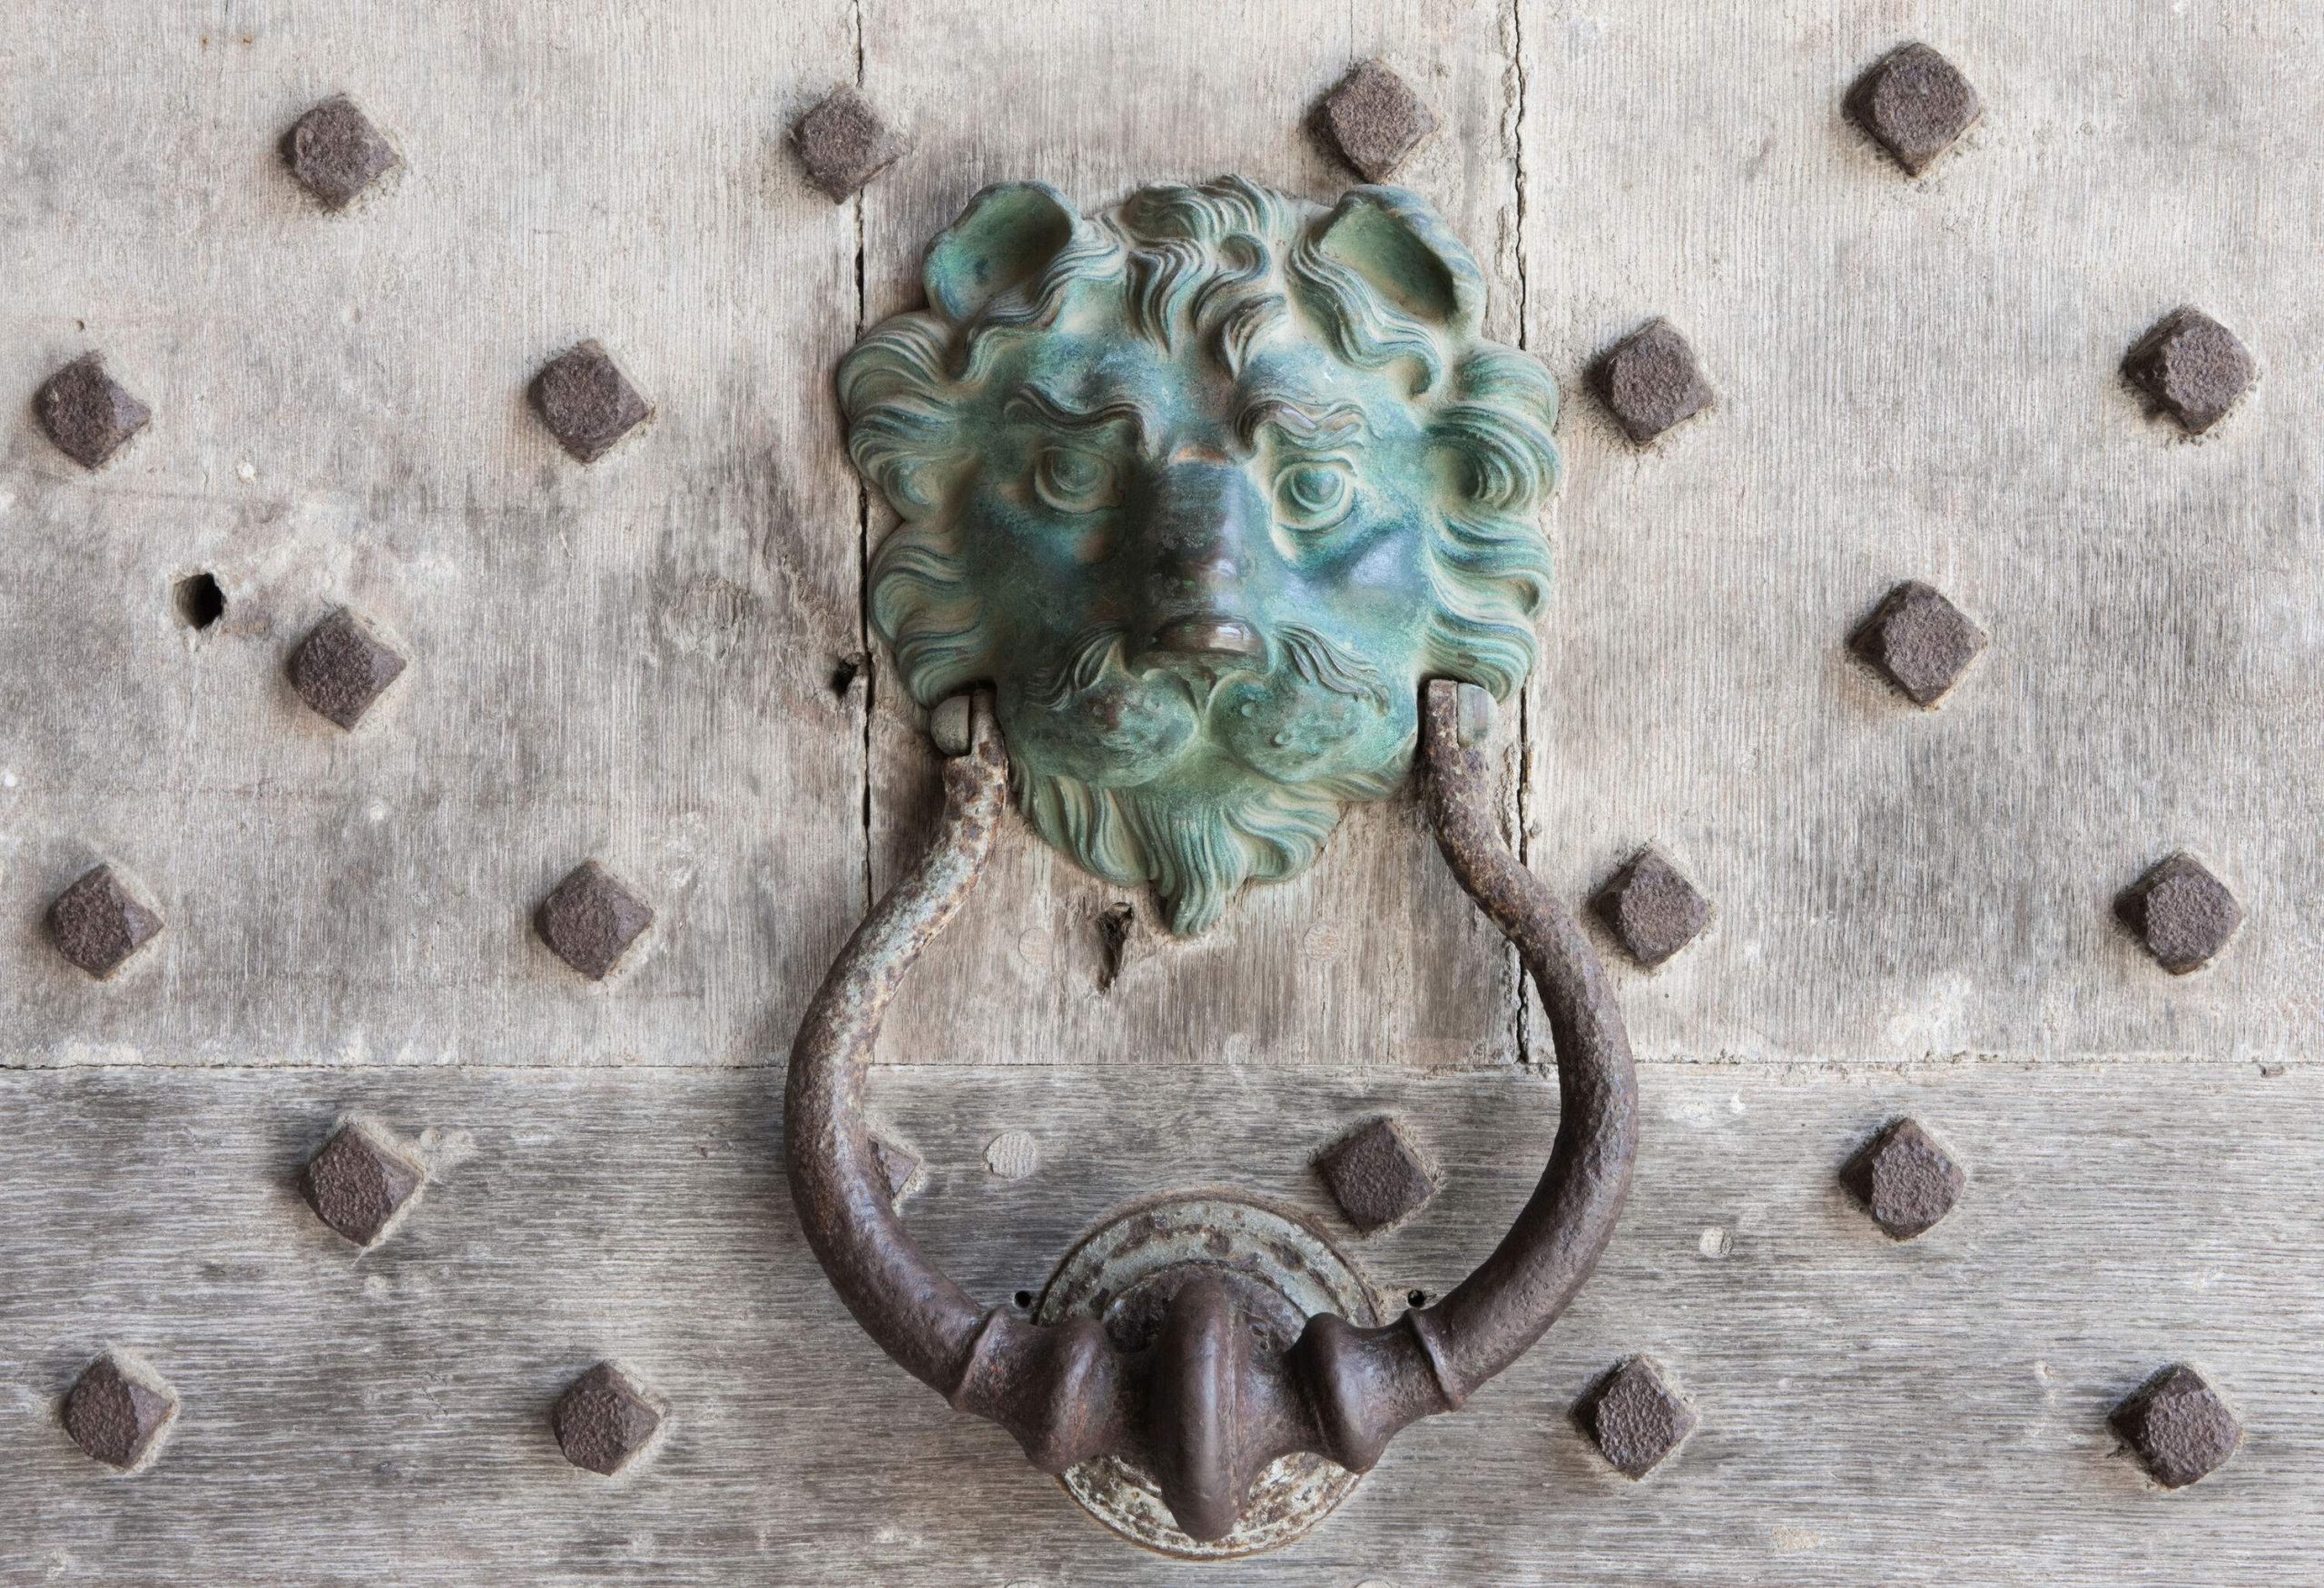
{"left": 1140, "top": 459, "right": 1263, "bottom": 658}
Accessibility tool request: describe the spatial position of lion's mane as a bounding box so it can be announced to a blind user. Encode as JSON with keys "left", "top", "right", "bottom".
{"left": 839, "top": 176, "right": 1560, "bottom": 932}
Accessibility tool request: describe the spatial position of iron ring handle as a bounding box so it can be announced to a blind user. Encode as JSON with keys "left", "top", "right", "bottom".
{"left": 786, "top": 679, "right": 1640, "bottom": 1542}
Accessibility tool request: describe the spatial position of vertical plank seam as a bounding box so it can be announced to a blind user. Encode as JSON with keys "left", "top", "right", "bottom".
{"left": 852, "top": 0, "right": 875, "bottom": 915}
{"left": 1507, "top": 0, "right": 1540, "bottom": 1071}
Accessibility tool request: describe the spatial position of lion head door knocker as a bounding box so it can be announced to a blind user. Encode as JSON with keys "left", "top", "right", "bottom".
{"left": 788, "top": 177, "right": 1638, "bottom": 1556}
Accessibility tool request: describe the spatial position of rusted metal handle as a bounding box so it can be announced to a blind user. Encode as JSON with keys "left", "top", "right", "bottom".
{"left": 786, "top": 681, "right": 1638, "bottom": 1543}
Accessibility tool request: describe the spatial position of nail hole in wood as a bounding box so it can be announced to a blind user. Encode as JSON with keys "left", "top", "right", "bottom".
{"left": 174, "top": 572, "right": 225, "bottom": 630}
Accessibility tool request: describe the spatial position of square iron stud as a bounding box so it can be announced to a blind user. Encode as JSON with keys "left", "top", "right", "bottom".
{"left": 536, "top": 861, "right": 655, "bottom": 981}
{"left": 62, "top": 1352, "right": 178, "bottom": 1472}
{"left": 1592, "top": 850, "right": 1711, "bottom": 970}
{"left": 1582, "top": 1357, "right": 1697, "bottom": 1478}
{"left": 1840, "top": 1118, "right": 1965, "bottom": 1239}
{"left": 2123, "top": 307, "right": 2254, "bottom": 435}
{"left": 530, "top": 340, "right": 651, "bottom": 464}
{"left": 281, "top": 94, "right": 400, "bottom": 211}
{"left": 872, "top": 1136, "right": 922, "bottom": 1205}
{"left": 792, "top": 85, "right": 907, "bottom": 202}
{"left": 47, "top": 863, "right": 163, "bottom": 980}
{"left": 35, "top": 354, "right": 151, "bottom": 469}
{"left": 288, "top": 607, "right": 408, "bottom": 729}
{"left": 1846, "top": 44, "right": 1982, "bottom": 176}
{"left": 1591, "top": 319, "right": 1712, "bottom": 445}
{"left": 2112, "top": 1365, "right": 2241, "bottom": 1488}
{"left": 1315, "top": 59, "right": 1440, "bottom": 182}
{"left": 1852, "top": 580, "right": 1986, "bottom": 706}
{"left": 2116, "top": 853, "right": 2242, "bottom": 974}
{"left": 300, "top": 1122, "right": 425, "bottom": 1248}
{"left": 1314, "top": 1115, "right": 1437, "bottom": 1234}
{"left": 553, "top": 1362, "right": 665, "bottom": 1475}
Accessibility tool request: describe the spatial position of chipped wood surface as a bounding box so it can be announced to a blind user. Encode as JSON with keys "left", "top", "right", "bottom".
{"left": 2, "top": 0, "right": 2320, "bottom": 1583}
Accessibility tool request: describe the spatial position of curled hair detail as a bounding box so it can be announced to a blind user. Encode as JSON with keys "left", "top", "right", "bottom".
{"left": 837, "top": 177, "right": 1563, "bottom": 930}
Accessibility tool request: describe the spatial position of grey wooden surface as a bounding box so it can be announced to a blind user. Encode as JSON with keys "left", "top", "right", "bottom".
{"left": 1518, "top": 0, "right": 2324, "bottom": 1070}
{"left": 3, "top": 0, "right": 2320, "bottom": 1583}
{"left": 0, "top": 1, "right": 869, "bottom": 1070}
{"left": 6, "top": 1061, "right": 2319, "bottom": 1586}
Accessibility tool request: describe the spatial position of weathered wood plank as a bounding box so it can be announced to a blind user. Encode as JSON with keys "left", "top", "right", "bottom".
{"left": 858, "top": 0, "right": 1531, "bottom": 1070}
{"left": 0, "top": 3, "right": 866, "bottom": 1068}
{"left": 3, "top": 3, "right": 2320, "bottom": 1584}
{"left": 1517, "top": 1, "right": 2324, "bottom": 1067}
{"left": 5, "top": 1060, "right": 2317, "bottom": 1585}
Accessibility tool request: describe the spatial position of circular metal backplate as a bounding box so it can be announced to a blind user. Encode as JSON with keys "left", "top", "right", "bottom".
{"left": 1034, "top": 1193, "right": 1383, "bottom": 1559}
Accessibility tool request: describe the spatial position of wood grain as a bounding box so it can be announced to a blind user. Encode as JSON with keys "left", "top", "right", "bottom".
{"left": 1516, "top": 0, "right": 2324, "bottom": 1068}
{"left": 5, "top": 1060, "right": 2317, "bottom": 1586}
{"left": 1, "top": 2, "right": 2319, "bottom": 1583}
{"left": 0, "top": 2, "right": 867, "bottom": 1069}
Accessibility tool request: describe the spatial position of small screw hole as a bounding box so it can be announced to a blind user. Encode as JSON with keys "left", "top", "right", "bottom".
{"left": 1407, "top": 1289, "right": 1428, "bottom": 1308}
{"left": 1013, "top": 1290, "right": 1034, "bottom": 1310}
{"left": 174, "top": 572, "right": 225, "bottom": 630}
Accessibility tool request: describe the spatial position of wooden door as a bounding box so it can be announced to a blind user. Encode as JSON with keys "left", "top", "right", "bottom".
{"left": 6, "top": 5, "right": 2319, "bottom": 1583}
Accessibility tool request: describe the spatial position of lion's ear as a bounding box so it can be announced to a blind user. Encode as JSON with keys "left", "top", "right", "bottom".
{"left": 1311, "top": 186, "right": 1485, "bottom": 338}
{"left": 923, "top": 182, "right": 1081, "bottom": 323}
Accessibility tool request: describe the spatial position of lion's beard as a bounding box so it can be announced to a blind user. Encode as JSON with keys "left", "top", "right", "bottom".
{"left": 1008, "top": 623, "right": 1405, "bottom": 934}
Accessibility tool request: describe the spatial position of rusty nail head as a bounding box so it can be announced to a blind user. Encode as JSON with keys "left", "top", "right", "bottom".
{"left": 2123, "top": 307, "right": 2253, "bottom": 436}
{"left": 553, "top": 1362, "right": 665, "bottom": 1475}
{"left": 301, "top": 1121, "right": 425, "bottom": 1248}
{"left": 36, "top": 354, "right": 151, "bottom": 470}
{"left": 536, "top": 861, "right": 655, "bottom": 981}
{"left": 2112, "top": 1365, "right": 2240, "bottom": 1488}
{"left": 1591, "top": 319, "right": 1712, "bottom": 445}
{"left": 530, "top": 340, "right": 651, "bottom": 464}
{"left": 1841, "top": 1117, "right": 1964, "bottom": 1239}
{"left": 63, "top": 1352, "right": 178, "bottom": 1472}
{"left": 2117, "top": 853, "right": 2241, "bottom": 974}
{"left": 1593, "top": 849, "right": 1710, "bottom": 970}
{"left": 46, "top": 863, "right": 162, "bottom": 979}
{"left": 792, "top": 86, "right": 907, "bottom": 202}
{"left": 1852, "top": 580, "right": 1985, "bottom": 706}
{"left": 1846, "top": 43, "right": 1981, "bottom": 175}
{"left": 1582, "top": 1356, "right": 1696, "bottom": 1478}
{"left": 281, "top": 94, "right": 400, "bottom": 211}
{"left": 289, "top": 607, "right": 408, "bottom": 729}
{"left": 872, "top": 1135, "right": 921, "bottom": 1204}
{"left": 1314, "top": 1115, "right": 1438, "bottom": 1234}
{"left": 1315, "top": 59, "right": 1439, "bottom": 183}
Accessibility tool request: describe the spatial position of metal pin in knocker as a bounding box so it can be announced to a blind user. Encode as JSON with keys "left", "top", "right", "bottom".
{"left": 789, "top": 176, "right": 1638, "bottom": 1553}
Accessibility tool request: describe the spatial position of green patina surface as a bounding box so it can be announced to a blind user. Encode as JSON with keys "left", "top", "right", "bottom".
{"left": 841, "top": 177, "right": 1561, "bottom": 932}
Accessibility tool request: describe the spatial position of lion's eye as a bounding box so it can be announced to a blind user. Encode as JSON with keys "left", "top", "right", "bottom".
{"left": 1033, "top": 445, "right": 1120, "bottom": 514}
{"left": 1273, "top": 459, "right": 1356, "bottom": 531}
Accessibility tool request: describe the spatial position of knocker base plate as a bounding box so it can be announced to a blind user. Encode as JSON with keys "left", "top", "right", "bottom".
{"left": 1033, "top": 1194, "right": 1384, "bottom": 1558}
